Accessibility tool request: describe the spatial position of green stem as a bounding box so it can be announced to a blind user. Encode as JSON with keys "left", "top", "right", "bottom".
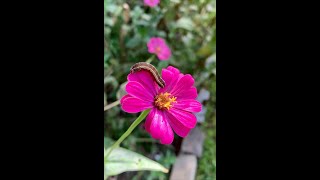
{"left": 104, "top": 100, "right": 120, "bottom": 111}
{"left": 105, "top": 109, "right": 151, "bottom": 161}
{"left": 146, "top": 55, "right": 155, "bottom": 64}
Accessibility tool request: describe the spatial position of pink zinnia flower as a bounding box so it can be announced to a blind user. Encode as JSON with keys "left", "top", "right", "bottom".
{"left": 147, "top": 37, "right": 171, "bottom": 61}
{"left": 120, "top": 66, "right": 202, "bottom": 144}
{"left": 144, "top": 0, "right": 160, "bottom": 7}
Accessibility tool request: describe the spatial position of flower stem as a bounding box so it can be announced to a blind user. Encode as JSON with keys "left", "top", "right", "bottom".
{"left": 105, "top": 109, "right": 151, "bottom": 161}
{"left": 104, "top": 100, "right": 120, "bottom": 111}
{"left": 146, "top": 55, "right": 155, "bottom": 64}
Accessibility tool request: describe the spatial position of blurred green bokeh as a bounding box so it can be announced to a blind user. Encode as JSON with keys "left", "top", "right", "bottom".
{"left": 105, "top": 0, "right": 215, "bottom": 179}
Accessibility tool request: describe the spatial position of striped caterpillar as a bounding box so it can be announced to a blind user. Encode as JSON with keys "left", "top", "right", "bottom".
{"left": 130, "top": 62, "right": 166, "bottom": 88}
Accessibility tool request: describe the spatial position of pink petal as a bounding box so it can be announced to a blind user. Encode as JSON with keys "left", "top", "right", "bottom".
{"left": 175, "top": 87, "right": 198, "bottom": 100}
{"left": 147, "top": 37, "right": 163, "bottom": 53}
{"left": 147, "top": 37, "right": 171, "bottom": 61}
{"left": 165, "top": 111, "right": 191, "bottom": 137}
{"left": 154, "top": 37, "right": 165, "bottom": 44}
{"left": 160, "top": 128, "right": 174, "bottom": 144}
{"left": 167, "top": 66, "right": 180, "bottom": 75}
{"left": 144, "top": 0, "right": 160, "bottom": 7}
{"left": 173, "top": 99, "right": 202, "bottom": 112}
{"left": 144, "top": 108, "right": 156, "bottom": 133}
{"left": 120, "top": 94, "right": 132, "bottom": 105}
{"left": 128, "top": 70, "right": 158, "bottom": 96}
{"left": 168, "top": 108, "right": 197, "bottom": 129}
{"left": 157, "top": 46, "right": 171, "bottom": 61}
{"left": 147, "top": 40, "right": 157, "bottom": 53}
{"left": 160, "top": 66, "right": 185, "bottom": 91}
{"left": 149, "top": 109, "right": 165, "bottom": 139}
{"left": 160, "top": 69, "right": 177, "bottom": 92}
{"left": 170, "top": 74, "right": 195, "bottom": 96}
{"left": 149, "top": 109, "right": 174, "bottom": 144}
{"left": 126, "top": 81, "right": 154, "bottom": 102}
{"left": 120, "top": 96, "right": 153, "bottom": 113}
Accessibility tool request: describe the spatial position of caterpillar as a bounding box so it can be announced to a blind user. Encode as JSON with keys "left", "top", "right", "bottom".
{"left": 130, "top": 62, "right": 166, "bottom": 88}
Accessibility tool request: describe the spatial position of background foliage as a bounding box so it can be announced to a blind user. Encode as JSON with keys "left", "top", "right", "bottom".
{"left": 105, "top": 0, "right": 216, "bottom": 179}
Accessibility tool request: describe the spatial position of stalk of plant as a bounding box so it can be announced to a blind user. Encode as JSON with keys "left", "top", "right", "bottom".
{"left": 105, "top": 109, "right": 151, "bottom": 161}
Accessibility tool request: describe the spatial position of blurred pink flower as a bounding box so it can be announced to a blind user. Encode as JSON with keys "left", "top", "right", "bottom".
{"left": 144, "top": 0, "right": 160, "bottom": 7}
{"left": 120, "top": 66, "right": 202, "bottom": 144}
{"left": 147, "top": 37, "right": 171, "bottom": 61}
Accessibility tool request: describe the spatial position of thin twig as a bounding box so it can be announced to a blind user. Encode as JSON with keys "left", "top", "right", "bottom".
{"left": 104, "top": 100, "right": 120, "bottom": 111}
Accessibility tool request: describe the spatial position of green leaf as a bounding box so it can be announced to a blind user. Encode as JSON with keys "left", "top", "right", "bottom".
{"left": 104, "top": 147, "right": 169, "bottom": 177}
{"left": 126, "top": 36, "right": 141, "bottom": 48}
{"left": 175, "top": 17, "right": 194, "bottom": 31}
{"left": 170, "top": 0, "right": 181, "bottom": 4}
{"left": 197, "top": 42, "right": 213, "bottom": 56}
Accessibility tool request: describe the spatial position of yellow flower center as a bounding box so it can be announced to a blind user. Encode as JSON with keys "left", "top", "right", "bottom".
{"left": 154, "top": 92, "right": 177, "bottom": 110}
